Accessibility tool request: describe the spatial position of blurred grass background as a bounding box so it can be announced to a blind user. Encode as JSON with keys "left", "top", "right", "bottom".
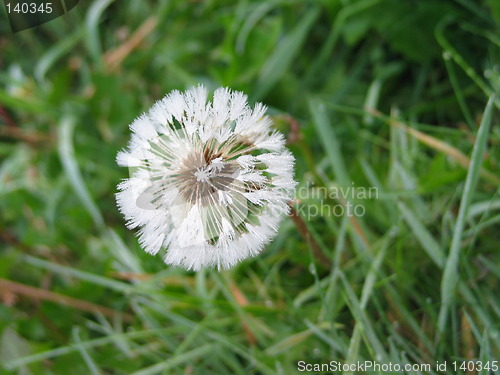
{"left": 0, "top": 0, "right": 499, "bottom": 374}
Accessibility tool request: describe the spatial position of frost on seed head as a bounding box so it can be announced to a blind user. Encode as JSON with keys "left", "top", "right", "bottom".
{"left": 116, "top": 85, "right": 296, "bottom": 270}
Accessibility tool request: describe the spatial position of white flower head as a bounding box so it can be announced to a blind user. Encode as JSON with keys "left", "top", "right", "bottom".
{"left": 116, "top": 85, "right": 296, "bottom": 271}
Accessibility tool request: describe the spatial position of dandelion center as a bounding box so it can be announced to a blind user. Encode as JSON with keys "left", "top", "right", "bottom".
{"left": 173, "top": 143, "right": 241, "bottom": 206}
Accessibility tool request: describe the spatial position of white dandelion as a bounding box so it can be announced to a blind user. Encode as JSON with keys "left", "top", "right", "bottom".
{"left": 116, "top": 85, "right": 296, "bottom": 270}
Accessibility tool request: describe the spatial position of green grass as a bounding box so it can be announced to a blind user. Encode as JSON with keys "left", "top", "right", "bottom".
{"left": 1, "top": 0, "right": 499, "bottom": 374}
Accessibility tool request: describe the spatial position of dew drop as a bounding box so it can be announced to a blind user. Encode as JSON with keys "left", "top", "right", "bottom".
{"left": 309, "top": 263, "right": 317, "bottom": 275}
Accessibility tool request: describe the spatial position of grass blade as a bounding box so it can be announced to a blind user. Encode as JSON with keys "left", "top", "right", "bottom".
{"left": 438, "top": 95, "right": 496, "bottom": 338}
{"left": 72, "top": 327, "right": 103, "bottom": 375}
{"left": 85, "top": 0, "right": 117, "bottom": 65}
{"left": 23, "top": 255, "right": 133, "bottom": 294}
{"left": 398, "top": 202, "right": 445, "bottom": 268}
{"left": 131, "top": 344, "right": 213, "bottom": 375}
{"left": 435, "top": 18, "right": 500, "bottom": 110}
{"left": 308, "top": 98, "right": 349, "bottom": 185}
{"left": 58, "top": 115, "right": 105, "bottom": 228}
{"left": 3, "top": 328, "right": 174, "bottom": 370}
{"left": 253, "top": 7, "right": 319, "bottom": 100}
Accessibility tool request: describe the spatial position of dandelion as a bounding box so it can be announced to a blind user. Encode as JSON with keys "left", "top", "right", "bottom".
{"left": 116, "top": 85, "right": 296, "bottom": 270}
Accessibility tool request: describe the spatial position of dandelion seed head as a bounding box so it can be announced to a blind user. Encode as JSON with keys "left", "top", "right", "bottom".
{"left": 116, "top": 85, "right": 296, "bottom": 270}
